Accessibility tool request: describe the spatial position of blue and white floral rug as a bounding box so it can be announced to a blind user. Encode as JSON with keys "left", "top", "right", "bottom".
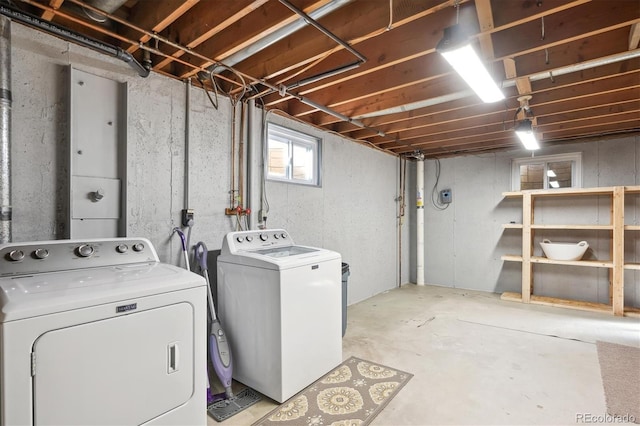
{"left": 253, "top": 357, "right": 413, "bottom": 426}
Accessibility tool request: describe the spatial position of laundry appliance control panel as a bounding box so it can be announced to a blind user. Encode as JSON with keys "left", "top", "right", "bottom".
{"left": 222, "top": 229, "right": 293, "bottom": 253}
{"left": 0, "top": 238, "right": 158, "bottom": 277}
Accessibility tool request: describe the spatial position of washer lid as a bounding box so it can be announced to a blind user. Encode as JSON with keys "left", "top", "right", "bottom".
{"left": 0, "top": 263, "right": 205, "bottom": 322}
{"left": 218, "top": 245, "right": 340, "bottom": 270}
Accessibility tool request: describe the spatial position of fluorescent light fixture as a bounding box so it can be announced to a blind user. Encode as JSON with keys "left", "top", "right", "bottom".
{"left": 515, "top": 119, "right": 540, "bottom": 150}
{"left": 436, "top": 25, "right": 505, "bottom": 103}
{"left": 549, "top": 181, "right": 560, "bottom": 188}
{"left": 546, "top": 170, "right": 557, "bottom": 177}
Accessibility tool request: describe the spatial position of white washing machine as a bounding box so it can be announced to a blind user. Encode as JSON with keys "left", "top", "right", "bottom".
{"left": 0, "top": 238, "right": 207, "bottom": 426}
{"left": 217, "top": 229, "right": 342, "bottom": 403}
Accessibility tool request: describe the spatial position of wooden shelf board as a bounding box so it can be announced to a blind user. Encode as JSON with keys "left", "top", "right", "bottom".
{"left": 503, "top": 187, "right": 616, "bottom": 198}
{"left": 531, "top": 256, "right": 613, "bottom": 268}
{"left": 500, "top": 292, "right": 523, "bottom": 302}
{"left": 624, "top": 263, "right": 640, "bottom": 270}
{"left": 502, "top": 293, "right": 640, "bottom": 317}
{"left": 624, "top": 307, "right": 640, "bottom": 318}
{"left": 531, "top": 224, "right": 612, "bottom": 230}
{"left": 503, "top": 191, "right": 524, "bottom": 198}
{"left": 625, "top": 225, "right": 640, "bottom": 231}
{"left": 503, "top": 223, "right": 523, "bottom": 229}
{"left": 624, "top": 185, "right": 640, "bottom": 193}
{"left": 501, "top": 292, "right": 613, "bottom": 314}
{"left": 501, "top": 255, "right": 523, "bottom": 262}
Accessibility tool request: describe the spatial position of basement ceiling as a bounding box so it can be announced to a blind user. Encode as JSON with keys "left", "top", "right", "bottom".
{"left": 7, "top": 0, "right": 640, "bottom": 158}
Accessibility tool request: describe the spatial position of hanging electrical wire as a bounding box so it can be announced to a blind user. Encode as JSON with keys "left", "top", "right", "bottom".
{"left": 430, "top": 159, "right": 450, "bottom": 210}
{"left": 198, "top": 61, "right": 249, "bottom": 110}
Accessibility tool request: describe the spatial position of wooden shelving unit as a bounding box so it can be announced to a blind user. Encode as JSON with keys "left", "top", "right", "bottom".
{"left": 500, "top": 185, "right": 640, "bottom": 317}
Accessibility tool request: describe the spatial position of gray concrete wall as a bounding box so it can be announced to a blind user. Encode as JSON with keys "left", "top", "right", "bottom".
{"left": 409, "top": 135, "right": 640, "bottom": 307}
{"left": 9, "top": 23, "right": 406, "bottom": 305}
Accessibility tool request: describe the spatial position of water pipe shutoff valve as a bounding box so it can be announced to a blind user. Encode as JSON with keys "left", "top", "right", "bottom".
{"left": 224, "top": 206, "right": 251, "bottom": 216}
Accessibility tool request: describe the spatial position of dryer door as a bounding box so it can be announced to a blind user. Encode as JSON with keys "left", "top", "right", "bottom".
{"left": 32, "top": 303, "right": 194, "bottom": 426}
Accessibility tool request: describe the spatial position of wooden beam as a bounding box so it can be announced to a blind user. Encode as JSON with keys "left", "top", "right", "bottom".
{"left": 261, "top": 9, "right": 459, "bottom": 106}
{"left": 515, "top": 76, "right": 532, "bottom": 95}
{"left": 474, "top": 0, "right": 495, "bottom": 59}
{"left": 503, "top": 57, "right": 517, "bottom": 79}
{"left": 284, "top": 54, "right": 451, "bottom": 117}
{"left": 630, "top": 22, "right": 640, "bottom": 49}
{"left": 491, "top": 0, "right": 592, "bottom": 32}
{"left": 152, "top": 0, "right": 275, "bottom": 71}
{"left": 230, "top": 0, "right": 463, "bottom": 81}
{"left": 492, "top": 2, "right": 640, "bottom": 59}
{"left": 124, "top": 0, "right": 201, "bottom": 54}
{"left": 174, "top": 0, "right": 334, "bottom": 77}
{"left": 541, "top": 120, "right": 640, "bottom": 140}
{"left": 370, "top": 94, "right": 640, "bottom": 147}
{"left": 41, "top": 0, "right": 65, "bottom": 21}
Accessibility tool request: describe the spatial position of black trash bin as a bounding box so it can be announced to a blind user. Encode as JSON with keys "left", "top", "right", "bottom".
{"left": 341, "top": 262, "right": 350, "bottom": 337}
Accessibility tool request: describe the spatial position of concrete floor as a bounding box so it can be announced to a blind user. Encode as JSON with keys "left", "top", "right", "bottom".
{"left": 211, "top": 284, "right": 640, "bottom": 425}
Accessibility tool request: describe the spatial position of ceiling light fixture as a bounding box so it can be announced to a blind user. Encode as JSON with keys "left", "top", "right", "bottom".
{"left": 436, "top": 24, "right": 505, "bottom": 103}
{"left": 514, "top": 119, "right": 540, "bottom": 150}
{"left": 514, "top": 95, "right": 540, "bottom": 150}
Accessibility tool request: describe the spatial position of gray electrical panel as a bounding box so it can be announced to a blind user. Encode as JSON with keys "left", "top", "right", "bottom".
{"left": 69, "top": 68, "right": 127, "bottom": 238}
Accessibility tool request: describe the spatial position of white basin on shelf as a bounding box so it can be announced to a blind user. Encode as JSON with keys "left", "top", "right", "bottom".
{"left": 539, "top": 239, "right": 589, "bottom": 261}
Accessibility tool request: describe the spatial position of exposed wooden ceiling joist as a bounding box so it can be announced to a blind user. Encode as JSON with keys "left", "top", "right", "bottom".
{"left": 16, "top": 0, "right": 640, "bottom": 158}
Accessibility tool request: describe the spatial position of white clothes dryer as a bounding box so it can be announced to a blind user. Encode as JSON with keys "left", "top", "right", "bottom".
{"left": 217, "top": 229, "right": 342, "bottom": 403}
{"left": 0, "top": 238, "right": 207, "bottom": 426}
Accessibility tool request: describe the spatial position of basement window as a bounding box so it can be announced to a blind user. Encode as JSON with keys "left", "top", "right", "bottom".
{"left": 512, "top": 153, "right": 582, "bottom": 190}
{"left": 266, "top": 123, "right": 321, "bottom": 186}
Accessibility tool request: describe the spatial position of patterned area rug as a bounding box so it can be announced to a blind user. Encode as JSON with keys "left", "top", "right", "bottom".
{"left": 253, "top": 357, "right": 413, "bottom": 426}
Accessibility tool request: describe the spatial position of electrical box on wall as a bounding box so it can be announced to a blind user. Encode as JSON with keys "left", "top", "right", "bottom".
{"left": 68, "top": 68, "right": 127, "bottom": 238}
{"left": 439, "top": 189, "right": 452, "bottom": 204}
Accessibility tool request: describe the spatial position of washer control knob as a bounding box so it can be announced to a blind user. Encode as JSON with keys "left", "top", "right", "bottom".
{"left": 116, "top": 244, "right": 128, "bottom": 254}
{"left": 273, "top": 233, "right": 280, "bottom": 239}
{"left": 236, "top": 236, "right": 244, "bottom": 243}
{"left": 7, "top": 250, "right": 25, "bottom": 261}
{"left": 132, "top": 243, "right": 145, "bottom": 252}
{"left": 281, "top": 233, "right": 287, "bottom": 239}
{"left": 260, "top": 234, "right": 268, "bottom": 241}
{"left": 246, "top": 236, "right": 253, "bottom": 242}
{"left": 34, "top": 248, "right": 49, "bottom": 259}
{"left": 77, "top": 244, "right": 94, "bottom": 257}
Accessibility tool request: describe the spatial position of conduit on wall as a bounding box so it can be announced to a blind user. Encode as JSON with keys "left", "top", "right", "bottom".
{"left": 0, "top": 15, "right": 11, "bottom": 243}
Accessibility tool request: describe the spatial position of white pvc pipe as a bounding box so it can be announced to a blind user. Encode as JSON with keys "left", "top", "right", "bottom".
{"left": 416, "top": 159, "right": 425, "bottom": 285}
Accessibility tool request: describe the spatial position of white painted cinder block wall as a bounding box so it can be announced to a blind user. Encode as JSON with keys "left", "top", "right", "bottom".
{"left": 408, "top": 136, "right": 640, "bottom": 307}
{"left": 8, "top": 23, "right": 407, "bottom": 305}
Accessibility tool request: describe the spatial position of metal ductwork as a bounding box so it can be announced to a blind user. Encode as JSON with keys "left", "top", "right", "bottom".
{"left": 0, "top": 15, "right": 11, "bottom": 243}
{"left": 81, "top": 0, "right": 128, "bottom": 23}
{"left": 0, "top": 1, "right": 150, "bottom": 78}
